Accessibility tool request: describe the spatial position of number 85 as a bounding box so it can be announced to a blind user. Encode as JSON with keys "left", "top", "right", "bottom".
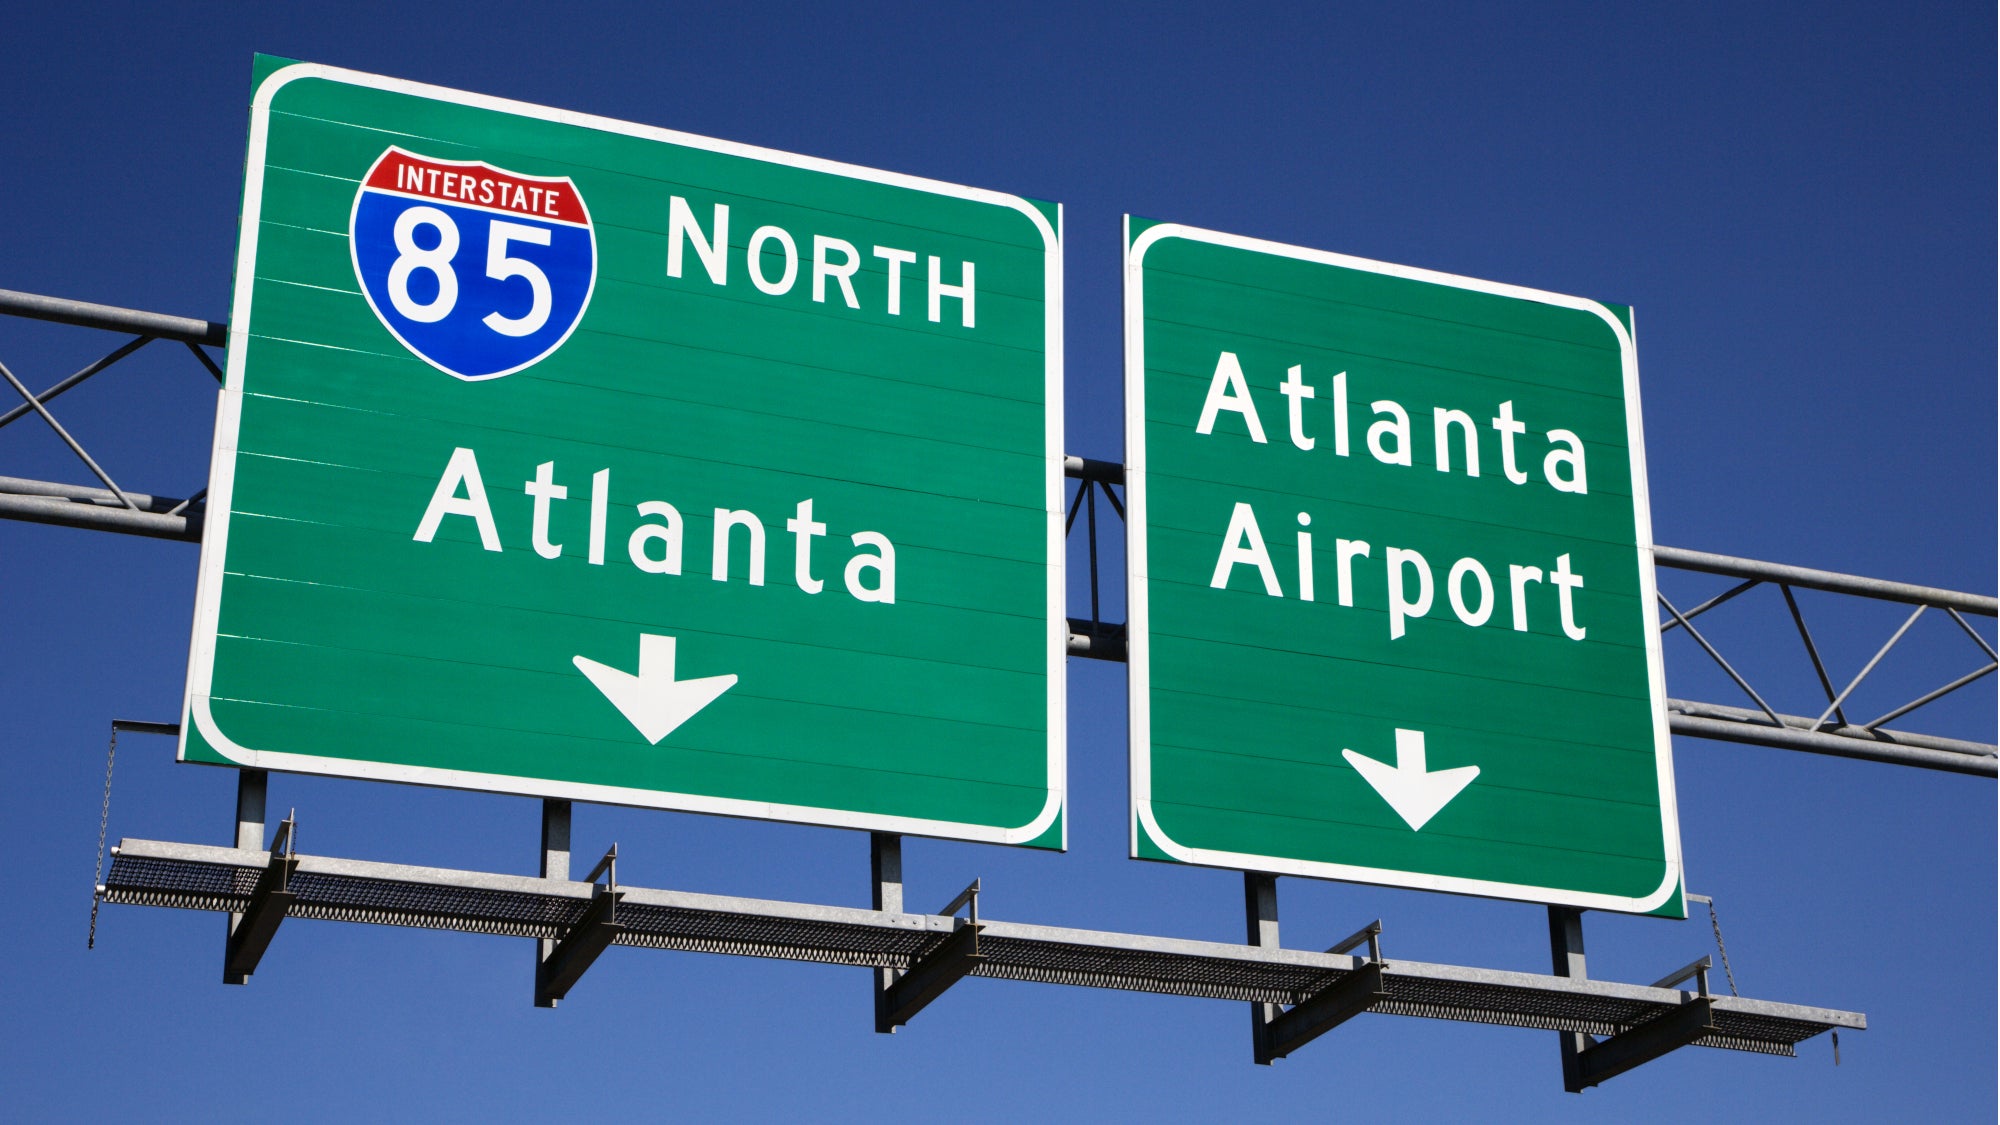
{"left": 386, "top": 205, "right": 552, "bottom": 337}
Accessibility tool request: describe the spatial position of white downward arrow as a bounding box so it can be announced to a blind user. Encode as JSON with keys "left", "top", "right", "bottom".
{"left": 573, "top": 633, "right": 737, "bottom": 744}
{"left": 1342, "top": 728, "right": 1479, "bottom": 832}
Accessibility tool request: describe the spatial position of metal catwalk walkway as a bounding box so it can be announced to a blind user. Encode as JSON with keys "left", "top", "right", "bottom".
{"left": 102, "top": 837, "right": 1861, "bottom": 1075}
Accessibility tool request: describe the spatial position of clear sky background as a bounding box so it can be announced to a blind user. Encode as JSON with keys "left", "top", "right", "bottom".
{"left": 3, "top": 3, "right": 1993, "bottom": 1121}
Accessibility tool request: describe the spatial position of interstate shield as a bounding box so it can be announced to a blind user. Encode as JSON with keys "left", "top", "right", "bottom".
{"left": 350, "top": 147, "right": 596, "bottom": 380}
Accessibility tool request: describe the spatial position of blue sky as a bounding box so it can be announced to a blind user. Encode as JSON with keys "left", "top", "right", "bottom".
{"left": 3, "top": 3, "right": 1992, "bottom": 1121}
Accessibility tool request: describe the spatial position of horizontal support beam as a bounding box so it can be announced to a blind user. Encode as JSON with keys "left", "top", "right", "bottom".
{"left": 1258, "top": 960, "right": 1388, "bottom": 1064}
{"left": 0, "top": 489, "right": 200, "bottom": 541}
{"left": 1569, "top": 996, "right": 1717, "bottom": 1091}
{"left": 1062, "top": 455, "right": 1125, "bottom": 484}
{"left": 0, "top": 287, "right": 225, "bottom": 346}
{"left": 1066, "top": 619, "right": 1126, "bottom": 660}
{"left": 877, "top": 923, "right": 984, "bottom": 1032}
{"left": 0, "top": 475, "right": 193, "bottom": 513}
{"left": 1670, "top": 709, "right": 1995, "bottom": 777}
{"left": 1667, "top": 698, "right": 1994, "bottom": 758}
{"left": 1654, "top": 545, "right": 1997, "bottom": 616}
{"left": 111, "top": 719, "right": 181, "bottom": 737}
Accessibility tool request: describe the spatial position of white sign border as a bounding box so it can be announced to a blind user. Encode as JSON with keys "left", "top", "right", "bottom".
{"left": 181, "top": 61, "right": 1066, "bottom": 849}
{"left": 1123, "top": 218, "right": 1682, "bottom": 914}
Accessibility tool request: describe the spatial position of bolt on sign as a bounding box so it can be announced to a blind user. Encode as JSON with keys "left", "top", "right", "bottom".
{"left": 1124, "top": 218, "right": 1683, "bottom": 915}
{"left": 182, "top": 58, "right": 1066, "bottom": 847}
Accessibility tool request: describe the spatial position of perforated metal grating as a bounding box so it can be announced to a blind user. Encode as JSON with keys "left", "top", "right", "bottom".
{"left": 1373, "top": 973, "right": 1658, "bottom": 1038}
{"left": 613, "top": 902, "right": 940, "bottom": 968}
{"left": 972, "top": 934, "right": 1339, "bottom": 1004}
{"left": 102, "top": 839, "right": 1861, "bottom": 1057}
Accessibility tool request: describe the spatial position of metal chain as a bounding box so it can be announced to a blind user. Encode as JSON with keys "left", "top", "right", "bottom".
{"left": 1703, "top": 896, "right": 1740, "bottom": 997}
{"left": 88, "top": 725, "right": 118, "bottom": 949}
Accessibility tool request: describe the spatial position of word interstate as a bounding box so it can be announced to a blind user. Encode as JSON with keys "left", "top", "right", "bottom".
{"left": 1195, "top": 351, "right": 1594, "bottom": 641}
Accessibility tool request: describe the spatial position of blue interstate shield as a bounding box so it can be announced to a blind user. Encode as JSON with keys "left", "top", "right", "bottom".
{"left": 350, "top": 147, "right": 596, "bottom": 380}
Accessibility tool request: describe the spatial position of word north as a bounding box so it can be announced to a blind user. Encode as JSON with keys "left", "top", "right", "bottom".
{"left": 667, "top": 196, "right": 978, "bottom": 328}
{"left": 412, "top": 447, "right": 897, "bottom": 603}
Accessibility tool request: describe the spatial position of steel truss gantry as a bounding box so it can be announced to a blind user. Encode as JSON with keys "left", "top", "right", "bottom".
{"left": 0, "top": 289, "right": 218, "bottom": 541}
{"left": 18, "top": 287, "right": 1990, "bottom": 1086}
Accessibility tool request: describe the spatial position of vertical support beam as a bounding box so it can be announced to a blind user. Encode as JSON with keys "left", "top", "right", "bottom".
{"left": 536, "top": 799, "right": 572, "bottom": 1009}
{"left": 224, "top": 769, "right": 267, "bottom": 984}
{"left": 1549, "top": 905, "right": 1590, "bottom": 1092}
{"left": 870, "top": 831, "right": 903, "bottom": 913}
{"left": 1245, "top": 872, "right": 1279, "bottom": 1064}
{"left": 871, "top": 832, "right": 903, "bottom": 1033}
{"left": 233, "top": 769, "right": 268, "bottom": 851}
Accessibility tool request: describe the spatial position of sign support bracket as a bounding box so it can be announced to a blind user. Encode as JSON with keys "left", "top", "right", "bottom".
{"left": 1567, "top": 956, "right": 1719, "bottom": 1090}
{"left": 223, "top": 802, "right": 295, "bottom": 985}
{"left": 1246, "top": 873, "right": 1391, "bottom": 1064}
{"left": 876, "top": 875, "right": 984, "bottom": 1033}
{"left": 535, "top": 842, "right": 624, "bottom": 1007}
{"left": 1257, "top": 920, "right": 1390, "bottom": 1064}
{"left": 1550, "top": 907, "right": 1724, "bottom": 1091}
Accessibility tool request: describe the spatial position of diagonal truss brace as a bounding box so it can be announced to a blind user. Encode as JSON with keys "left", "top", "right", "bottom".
{"left": 1257, "top": 919, "right": 1390, "bottom": 1064}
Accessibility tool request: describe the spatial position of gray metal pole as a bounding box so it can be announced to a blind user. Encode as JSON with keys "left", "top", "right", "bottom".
{"left": 0, "top": 475, "right": 188, "bottom": 511}
{"left": 232, "top": 771, "right": 267, "bottom": 851}
{"left": 1665, "top": 698, "right": 1994, "bottom": 758}
{"left": 1061, "top": 455, "right": 1125, "bottom": 485}
{"left": 870, "top": 832, "right": 902, "bottom": 914}
{"left": 224, "top": 770, "right": 267, "bottom": 985}
{"left": 539, "top": 799, "right": 571, "bottom": 883}
{"left": 1669, "top": 711, "right": 1996, "bottom": 777}
{"left": 1244, "top": 872, "right": 1279, "bottom": 1064}
{"left": 0, "top": 491, "right": 200, "bottom": 540}
{"left": 0, "top": 287, "right": 225, "bottom": 346}
{"left": 1653, "top": 545, "right": 1997, "bottom": 616}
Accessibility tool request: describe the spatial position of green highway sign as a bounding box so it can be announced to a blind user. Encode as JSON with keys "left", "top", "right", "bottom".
{"left": 182, "top": 59, "right": 1066, "bottom": 847}
{"left": 1125, "top": 219, "right": 1683, "bottom": 914}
